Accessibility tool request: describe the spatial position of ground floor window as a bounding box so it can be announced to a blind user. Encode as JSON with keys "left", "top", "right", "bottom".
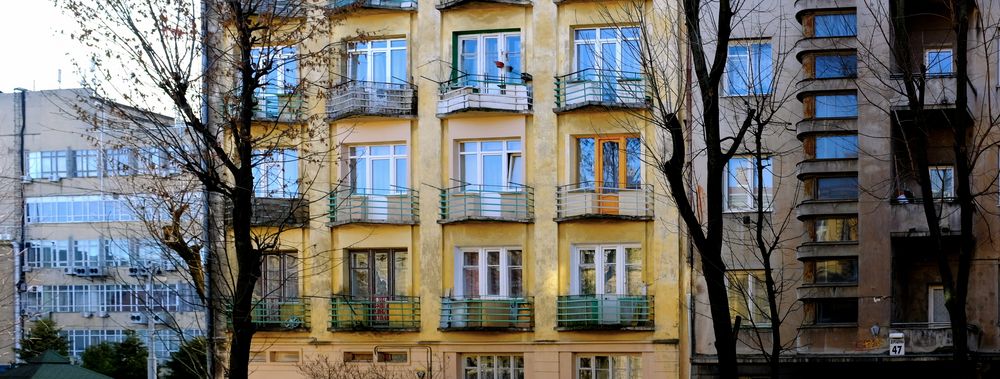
{"left": 463, "top": 355, "right": 524, "bottom": 379}
{"left": 577, "top": 355, "right": 641, "bottom": 379}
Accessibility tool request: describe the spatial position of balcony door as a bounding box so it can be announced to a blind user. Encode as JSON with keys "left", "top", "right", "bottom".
{"left": 573, "top": 27, "right": 641, "bottom": 101}
{"left": 577, "top": 136, "right": 642, "bottom": 214}
{"left": 256, "top": 251, "right": 299, "bottom": 324}
{"left": 572, "top": 244, "right": 643, "bottom": 324}
{"left": 457, "top": 32, "right": 521, "bottom": 88}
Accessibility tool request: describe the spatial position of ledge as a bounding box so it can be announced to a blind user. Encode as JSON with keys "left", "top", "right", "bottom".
{"left": 796, "top": 118, "right": 858, "bottom": 140}
{"left": 796, "top": 77, "right": 858, "bottom": 101}
{"left": 797, "top": 242, "right": 859, "bottom": 260}
{"left": 796, "top": 159, "right": 858, "bottom": 178}
{"left": 439, "top": 216, "right": 534, "bottom": 224}
{"left": 796, "top": 200, "right": 858, "bottom": 219}
{"left": 795, "top": 37, "right": 857, "bottom": 62}
{"left": 793, "top": 0, "right": 857, "bottom": 22}
{"left": 797, "top": 283, "right": 858, "bottom": 299}
{"left": 554, "top": 214, "right": 654, "bottom": 223}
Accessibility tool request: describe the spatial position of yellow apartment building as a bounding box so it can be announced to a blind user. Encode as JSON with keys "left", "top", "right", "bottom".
{"left": 234, "top": 1, "right": 685, "bottom": 378}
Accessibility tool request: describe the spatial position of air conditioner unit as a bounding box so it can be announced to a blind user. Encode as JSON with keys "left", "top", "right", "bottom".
{"left": 129, "top": 312, "right": 146, "bottom": 324}
{"left": 128, "top": 267, "right": 145, "bottom": 276}
{"left": 97, "top": 311, "right": 110, "bottom": 318}
{"left": 87, "top": 267, "right": 107, "bottom": 277}
{"left": 73, "top": 267, "right": 87, "bottom": 276}
{"left": 63, "top": 267, "right": 76, "bottom": 276}
{"left": 26, "top": 285, "right": 41, "bottom": 292}
{"left": 153, "top": 312, "right": 169, "bottom": 325}
{"left": 80, "top": 311, "right": 93, "bottom": 318}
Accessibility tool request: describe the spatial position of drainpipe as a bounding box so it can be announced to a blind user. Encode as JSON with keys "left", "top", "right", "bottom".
{"left": 199, "top": 0, "right": 216, "bottom": 376}
{"left": 13, "top": 88, "right": 27, "bottom": 363}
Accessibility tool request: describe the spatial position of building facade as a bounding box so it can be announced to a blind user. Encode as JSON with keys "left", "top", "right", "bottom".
{"left": 0, "top": 89, "right": 205, "bottom": 365}
{"left": 230, "top": 1, "right": 685, "bottom": 378}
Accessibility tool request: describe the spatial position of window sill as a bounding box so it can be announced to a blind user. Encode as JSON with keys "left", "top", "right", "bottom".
{"left": 723, "top": 209, "right": 774, "bottom": 215}
{"left": 799, "top": 323, "right": 858, "bottom": 329}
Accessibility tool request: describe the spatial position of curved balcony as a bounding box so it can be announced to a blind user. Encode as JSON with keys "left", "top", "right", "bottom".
{"left": 794, "top": 37, "right": 857, "bottom": 62}
{"left": 796, "top": 241, "right": 858, "bottom": 260}
{"left": 796, "top": 199, "right": 858, "bottom": 219}
{"left": 439, "top": 297, "right": 533, "bottom": 331}
{"left": 795, "top": 77, "right": 857, "bottom": 101}
{"left": 329, "top": 295, "right": 420, "bottom": 331}
{"left": 329, "top": 0, "right": 417, "bottom": 11}
{"left": 329, "top": 187, "right": 419, "bottom": 226}
{"left": 225, "top": 298, "right": 311, "bottom": 331}
{"left": 439, "top": 183, "right": 534, "bottom": 223}
{"left": 796, "top": 159, "right": 858, "bottom": 179}
{"left": 437, "top": 74, "right": 532, "bottom": 116}
{"left": 889, "top": 73, "right": 963, "bottom": 110}
{"left": 796, "top": 283, "right": 858, "bottom": 300}
{"left": 555, "top": 182, "right": 653, "bottom": 221}
{"left": 796, "top": 118, "right": 857, "bottom": 140}
{"left": 437, "top": 0, "right": 531, "bottom": 9}
{"left": 793, "top": 0, "right": 857, "bottom": 22}
{"left": 556, "top": 294, "right": 654, "bottom": 331}
{"left": 327, "top": 80, "right": 416, "bottom": 121}
{"left": 554, "top": 69, "right": 650, "bottom": 113}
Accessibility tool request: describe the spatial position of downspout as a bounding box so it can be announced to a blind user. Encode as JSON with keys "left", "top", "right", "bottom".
{"left": 683, "top": 29, "right": 696, "bottom": 379}
{"left": 199, "top": 0, "right": 215, "bottom": 376}
{"left": 13, "top": 88, "right": 27, "bottom": 363}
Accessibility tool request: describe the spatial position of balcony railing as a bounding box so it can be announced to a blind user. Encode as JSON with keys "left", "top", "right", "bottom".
{"left": 248, "top": 195, "right": 309, "bottom": 227}
{"left": 438, "top": 74, "right": 532, "bottom": 115}
{"left": 556, "top": 294, "right": 654, "bottom": 330}
{"left": 327, "top": 80, "right": 416, "bottom": 120}
{"left": 555, "top": 182, "right": 654, "bottom": 221}
{"left": 439, "top": 297, "right": 533, "bottom": 331}
{"left": 225, "top": 298, "right": 311, "bottom": 331}
{"left": 889, "top": 197, "right": 961, "bottom": 236}
{"left": 555, "top": 69, "right": 649, "bottom": 112}
{"left": 254, "top": 94, "right": 303, "bottom": 122}
{"left": 330, "top": 0, "right": 418, "bottom": 10}
{"left": 889, "top": 73, "right": 960, "bottom": 109}
{"left": 439, "top": 183, "right": 534, "bottom": 223}
{"left": 329, "top": 187, "right": 419, "bottom": 225}
{"left": 889, "top": 323, "right": 981, "bottom": 353}
{"left": 437, "top": 0, "right": 531, "bottom": 9}
{"left": 329, "top": 295, "right": 421, "bottom": 331}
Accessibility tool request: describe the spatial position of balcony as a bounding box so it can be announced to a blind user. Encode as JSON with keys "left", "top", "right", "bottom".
{"left": 439, "top": 183, "right": 534, "bottom": 223}
{"left": 225, "top": 299, "right": 311, "bottom": 331}
{"left": 795, "top": 199, "right": 857, "bottom": 220}
{"left": 889, "top": 323, "right": 981, "bottom": 353}
{"left": 248, "top": 196, "right": 309, "bottom": 227}
{"left": 327, "top": 81, "right": 416, "bottom": 121}
{"left": 251, "top": 0, "right": 301, "bottom": 16}
{"left": 329, "top": 0, "right": 417, "bottom": 11}
{"left": 329, "top": 295, "right": 420, "bottom": 331}
{"left": 796, "top": 159, "right": 858, "bottom": 179}
{"left": 555, "top": 182, "right": 653, "bottom": 221}
{"left": 329, "top": 187, "right": 419, "bottom": 226}
{"left": 253, "top": 94, "right": 303, "bottom": 122}
{"left": 889, "top": 74, "right": 970, "bottom": 115}
{"left": 437, "top": 74, "right": 532, "bottom": 116}
{"left": 890, "top": 198, "right": 961, "bottom": 237}
{"left": 436, "top": 0, "right": 531, "bottom": 10}
{"left": 439, "top": 297, "right": 533, "bottom": 331}
{"left": 556, "top": 294, "right": 654, "bottom": 330}
{"left": 554, "top": 69, "right": 649, "bottom": 112}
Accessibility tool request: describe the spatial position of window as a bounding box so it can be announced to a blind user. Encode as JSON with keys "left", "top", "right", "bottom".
{"left": 464, "top": 355, "right": 524, "bottom": 379}
{"left": 726, "top": 271, "right": 770, "bottom": 326}
{"left": 813, "top": 13, "right": 857, "bottom": 37}
{"left": 577, "top": 136, "right": 641, "bottom": 190}
{"left": 815, "top": 259, "right": 858, "bottom": 283}
{"left": 814, "top": 135, "right": 858, "bottom": 159}
{"left": 928, "top": 285, "right": 950, "bottom": 323}
{"left": 572, "top": 244, "right": 643, "bottom": 296}
{"left": 814, "top": 54, "right": 857, "bottom": 78}
{"left": 574, "top": 26, "right": 641, "bottom": 77}
{"left": 347, "top": 38, "right": 407, "bottom": 84}
{"left": 136, "top": 147, "right": 179, "bottom": 176}
{"left": 457, "top": 247, "right": 523, "bottom": 298}
{"left": 814, "top": 94, "right": 858, "bottom": 118}
{"left": 24, "top": 284, "right": 197, "bottom": 314}
{"left": 460, "top": 140, "right": 523, "bottom": 190}
{"left": 929, "top": 166, "right": 954, "bottom": 198}
{"left": 74, "top": 150, "right": 99, "bottom": 177}
{"left": 103, "top": 148, "right": 133, "bottom": 176}
{"left": 349, "top": 144, "right": 408, "bottom": 194}
{"left": 725, "top": 156, "right": 773, "bottom": 211}
{"left": 251, "top": 46, "right": 298, "bottom": 116}
{"left": 25, "top": 196, "right": 136, "bottom": 223}
{"left": 814, "top": 299, "right": 858, "bottom": 324}
{"left": 26, "top": 240, "right": 70, "bottom": 268}
{"left": 815, "top": 177, "right": 858, "bottom": 200}
{"left": 457, "top": 31, "right": 521, "bottom": 83}
{"left": 257, "top": 251, "right": 298, "bottom": 301}
{"left": 926, "top": 49, "right": 954, "bottom": 76}
{"left": 253, "top": 149, "right": 299, "bottom": 198}
{"left": 577, "top": 355, "right": 641, "bottom": 379}
{"left": 344, "top": 352, "right": 374, "bottom": 363}
{"left": 813, "top": 217, "right": 858, "bottom": 242}
{"left": 73, "top": 240, "right": 102, "bottom": 268}
{"left": 28, "top": 151, "right": 69, "bottom": 179}
{"left": 269, "top": 351, "right": 300, "bottom": 363}
{"left": 348, "top": 249, "right": 409, "bottom": 298}
{"left": 377, "top": 352, "right": 408, "bottom": 363}
{"left": 725, "top": 42, "right": 772, "bottom": 96}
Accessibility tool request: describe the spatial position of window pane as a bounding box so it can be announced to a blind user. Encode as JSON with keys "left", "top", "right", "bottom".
{"left": 483, "top": 155, "right": 502, "bottom": 187}
{"left": 815, "top": 94, "right": 858, "bottom": 118}
{"left": 626, "top": 138, "right": 642, "bottom": 188}
{"left": 813, "top": 217, "right": 858, "bottom": 242}
{"left": 752, "top": 43, "right": 772, "bottom": 94}
{"left": 930, "top": 167, "right": 954, "bottom": 198}
{"left": 815, "top": 54, "right": 858, "bottom": 78}
{"left": 390, "top": 49, "right": 407, "bottom": 83}
{"left": 816, "top": 299, "right": 858, "bottom": 324}
{"left": 816, "top": 259, "right": 858, "bottom": 283}
{"left": 815, "top": 135, "right": 858, "bottom": 159}
{"left": 578, "top": 138, "right": 596, "bottom": 186}
{"left": 815, "top": 177, "right": 858, "bottom": 200}
{"left": 395, "top": 158, "right": 408, "bottom": 189}
{"left": 602, "top": 141, "right": 619, "bottom": 189}
{"left": 814, "top": 13, "right": 857, "bottom": 37}
{"left": 393, "top": 251, "right": 408, "bottom": 296}
{"left": 726, "top": 46, "right": 749, "bottom": 96}
{"left": 926, "top": 50, "right": 954, "bottom": 75}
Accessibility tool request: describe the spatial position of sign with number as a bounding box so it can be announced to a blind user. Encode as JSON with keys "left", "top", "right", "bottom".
{"left": 888, "top": 333, "right": 905, "bottom": 356}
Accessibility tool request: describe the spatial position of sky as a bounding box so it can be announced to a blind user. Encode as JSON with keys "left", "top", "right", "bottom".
{"left": 0, "top": 2, "right": 84, "bottom": 93}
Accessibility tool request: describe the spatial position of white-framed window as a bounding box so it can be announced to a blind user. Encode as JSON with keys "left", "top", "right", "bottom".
{"left": 25, "top": 196, "right": 136, "bottom": 223}
{"left": 73, "top": 240, "right": 102, "bottom": 268}
{"left": 348, "top": 144, "right": 408, "bottom": 194}
{"left": 456, "top": 247, "right": 523, "bottom": 298}
{"left": 725, "top": 41, "right": 772, "bottom": 96}
{"left": 571, "top": 244, "right": 643, "bottom": 296}
{"left": 926, "top": 48, "right": 954, "bottom": 76}
{"left": 463, "top": 355, "right": 525, "bottom": 379}
{"left": 724, "top": 156, "right": 773, "bottom": 212}
{"left": 28, "top": 151, "right": 69, "bottom": 179}
{"left": 103, "top": 148, "right": 133, "bottom": 176}
{"left": 928, "top": 285, "right": 950, "bottom": 323}
{"left": 576, "top": 355, "right": 641, "bottom": 379}
{"left": 929, "top": 165, "right": 954, "bottom": 199}
{"left": 459, "top": 140, "right": 523, "bottom": 190}
{"left": 26, "top": 240, "right": 71, "bottom": 268}
{"left": 725, "top": 270, "right": 771, "bottom": 327}
{"left": 573, "top": 26, "right": 641, "bottom": 77}
{"left": 457, "top": 31, "right": 522, "bottom": 82}
{"left": 23, "top": 283, "right": 196, "bottom": 314}
{"left": 74, "top": 150, "right": 99, "bottom": 177}
{"left": 347, "top": 38, "right": 408, "bottom": 84}
{"left": 251, "top": 46, "right": 298, "bottom": 94}
{"left": 136, "top": 147, "right": 180, "bottom": 176}
{"left": 252, "top": 149, "right": 299, "bottom": 198}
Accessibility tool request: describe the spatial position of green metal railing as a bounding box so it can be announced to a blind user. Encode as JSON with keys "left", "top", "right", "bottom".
{"left": 329, "top": 295, "right": 421, "bottom": 331}
{"left": 329, "top": 187, "right": 419, "bottom": 225}
{"left": 439, "top": 297, "right": 533, "bottom": 330}
{"left": 331, "top": 0, "right": 417, "bottom": 10}
{"left": 224, "top": 298, "right": 311, "bottom": 330}
{"left": 438, "top": 74, "right": 532, "bottom": 114}
{"left": 554, "top": 68, "right": 649, "bottom": 110}
{"left": 439, "top": 183, "right": 534, "bottom": 223}
{"left": 254, "top": 93, "right": 303, "bottom": 121}
{"left": 556, "top": 294, "right": 653, "bottom": 329}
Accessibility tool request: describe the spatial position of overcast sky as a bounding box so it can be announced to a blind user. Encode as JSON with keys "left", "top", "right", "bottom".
{"left": 0, "top": 2, "right": 84, "bottom": 93}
